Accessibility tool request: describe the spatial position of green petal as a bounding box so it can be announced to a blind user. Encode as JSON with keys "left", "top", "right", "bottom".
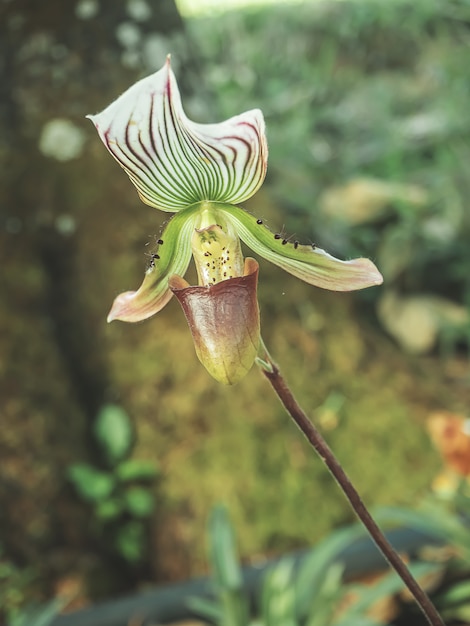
{"left": 88, "top": 57, "right": 267, "bottom": 212}
{"left": 217, "top": 203, "right": 383, "bottom": 291}
{"left": 107, "top": 207, "right": 199, "bottom": 322}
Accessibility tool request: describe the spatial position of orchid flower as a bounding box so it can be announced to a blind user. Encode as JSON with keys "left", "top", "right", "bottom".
{"left": 88, "top": 57, "right": 383, "bottom": 385}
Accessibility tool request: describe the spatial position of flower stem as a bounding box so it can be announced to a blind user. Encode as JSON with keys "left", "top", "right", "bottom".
{"left": 256, "top": 340, "right": 445, "bottom": 626}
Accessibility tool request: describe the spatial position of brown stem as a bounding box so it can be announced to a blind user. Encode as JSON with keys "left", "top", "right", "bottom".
{"left": 256, "top": 344, "right": 445, "bottom": 626}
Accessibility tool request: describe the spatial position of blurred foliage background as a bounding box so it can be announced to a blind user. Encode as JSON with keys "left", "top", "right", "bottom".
{"left": 1, "top": 0, "right": 470, "bottom": 618}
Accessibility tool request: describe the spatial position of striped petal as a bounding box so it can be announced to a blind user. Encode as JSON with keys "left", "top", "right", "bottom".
{"left": 217, "top": 203, "right": 383, "bottom": 291}
{"left": 87, "top": 57, "right": 267, "bottom": 212}
{"left": 108, "top": 208, "right": 198, "bottom": 322}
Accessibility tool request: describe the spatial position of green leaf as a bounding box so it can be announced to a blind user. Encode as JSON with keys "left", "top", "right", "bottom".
{"left": 335, "top": 618, "right": 381, "bottom": 626}
{"left": 67, "top": 464, "right": 115, "bottom": 502}
{"left": 186, "top": 596, "right": 222, "bottom": 622}
{"left": 95, "top": 499, "right": 123, "bottom": 521}
{"left": 209, "top": 505, "right": 243, "bottom": 591}
{"left": 340, "top": 562, "right": 439, "bottom": 621}
{"left": 0, "top": 562, "right": 15, "bottom": 579}
{"left": 261, "top": 559, "right": 297, "bottom": 626}
{"left": 304, "top": 563, "right": 345, "bottom": 626}
{"left": 437, "top": 578, "right": 470, "bottom": 608}
{"left": 374, "top": 505, "right": 469, "bottom": 554}
{"left": 208, "top": 505, "right": 250, "bottom": 626}
{"left": 296, "top": 524, "right": 366, "bottom": 618}
{"left": 9, "top": 598, "right": 65, "bottom": 626}
{"left": 115, "top": 521, "right": 145, "bottom": 563}
{"left": 124, "top": 487, "right": 155, "bottom": 517}
{"left": 94, "top": 404, "right": 133, "bottom": 464}
{"left": 116, "top": 459, "right": 158, "bottom": 481}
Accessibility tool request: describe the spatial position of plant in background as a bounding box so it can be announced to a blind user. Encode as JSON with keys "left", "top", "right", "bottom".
{"left": 68, "top": 404, "right": 158, "bottom": 563}
{"left": 6, "top": 599, "right": 64, "bottom": 626}
{"left": 375, "top": 412, "right": 470, "bottom": 624}
{"left": 0, "top": 545, "right": 36, "bottom": 625}
{"left": 0, "top": 544, "right": 64, "bottom": 626}
{"left": 376, "top": 498, "right": 470, "bottom": 626}
{"left": 189, "top": 505, "right": 439, "bottom": 626}
{"left": 88, "top": 57, "right": 445, "bottom": 625}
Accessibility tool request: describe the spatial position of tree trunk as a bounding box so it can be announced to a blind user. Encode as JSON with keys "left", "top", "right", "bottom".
{"left": 0, "top": 0, "right": 195, "bottom": 603}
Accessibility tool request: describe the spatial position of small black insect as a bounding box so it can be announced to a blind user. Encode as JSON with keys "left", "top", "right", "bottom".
{"left": 294, "top": 241, "right": 299, "bottom": 249}
{"left": 148, "top": 253, "right": 160, "bottom": 269}
{"left": 311, "top": 243, "right": 317, "bottom": 250}
{"left": 282, "top": 239, "right": 289, "bottom": 245}
{"left": 157, "top": 238, "right": 163, "bottom": 245}
{"left": 274, "top": 233, "right": 282, "bottom": 240}
{"left": 256, "top": 219, "right": 263, "bottom": 225}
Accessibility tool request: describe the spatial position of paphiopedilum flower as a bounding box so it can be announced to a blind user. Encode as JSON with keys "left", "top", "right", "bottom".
{"left": 88, "top": 57, "right": 383, "bottom": 384}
